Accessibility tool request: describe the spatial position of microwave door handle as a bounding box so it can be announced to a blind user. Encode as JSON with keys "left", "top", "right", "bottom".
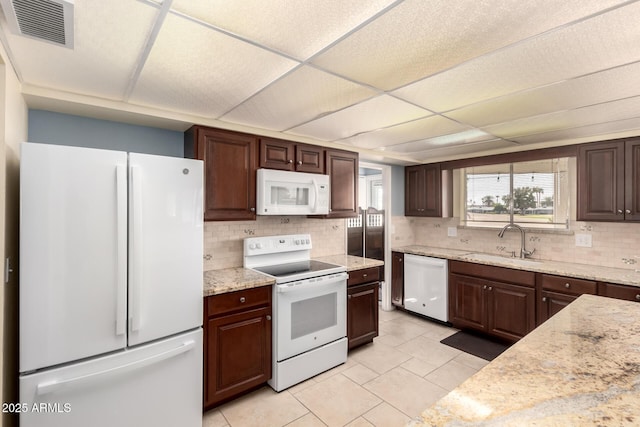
{"left": 312, "top": 179, "right": 319, "bottom": 212}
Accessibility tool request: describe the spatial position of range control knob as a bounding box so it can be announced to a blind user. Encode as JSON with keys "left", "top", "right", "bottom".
{"left": 256, "top": 243, "right": 263, "bottom": 249}
{"left": 249, "top": 243, "right": 256, "bottom": 250}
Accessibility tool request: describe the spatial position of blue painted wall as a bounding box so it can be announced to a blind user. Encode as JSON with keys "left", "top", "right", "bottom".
{"left": 27, "top": 110, "right": 184, "bottom": 157}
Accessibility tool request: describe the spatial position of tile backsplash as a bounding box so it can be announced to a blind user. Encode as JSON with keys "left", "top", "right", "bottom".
{"left": 393, "top": 216, "right": 640, "bottom": 270}
{"left": 203, "top": 217, "right": 346, "bottom": 270}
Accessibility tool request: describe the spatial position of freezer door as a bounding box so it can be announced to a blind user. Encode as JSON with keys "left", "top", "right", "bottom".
{"left": 127, "top": 153, "right": 203, "bottom": 346}
{"left": 19, "top": 329, "right": 202, "bottom": 427}
{"left": 20, "top": 143, "right": 128, "bottom": 372}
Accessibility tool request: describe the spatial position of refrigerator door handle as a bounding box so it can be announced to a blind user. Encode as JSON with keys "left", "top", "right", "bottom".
{"left": 115, "top": 165, "right": 127, "bottom": 336}
{"left": 129, "top": 165, "right": 143, "bottom": 332}
{"left": 36, "top": 339, "right": 196, "bottom": 396}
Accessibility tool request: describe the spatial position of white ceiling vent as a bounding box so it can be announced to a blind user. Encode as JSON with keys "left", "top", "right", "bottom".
{"left": 0, "top": 0, "right": 74, "bottom": 48}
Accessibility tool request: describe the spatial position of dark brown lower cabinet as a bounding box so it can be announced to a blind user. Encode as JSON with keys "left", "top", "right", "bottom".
{"left": 449, "top": 261, "right": 536, "bottom": 343}
{"left": 598, "top": 282, "right": 640, "bottom": 302}
{"left": 203, "top": 287, "right": 271, "bottom": 410}
{"left": 347, "top": 267, "right": 380, "bottom": 350}
{"left": 539, "top": 290, "right": 576, "bottom": 322}
{"left": 537, "top": 274, "right": 597, "bottom": 324}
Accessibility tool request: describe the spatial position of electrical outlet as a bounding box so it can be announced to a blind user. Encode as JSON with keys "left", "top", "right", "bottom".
{"left": 575, "top": 233, "right": 592, "bottom": 248}
{"left": 447, "top": 227, "right": 457, "bottom": 237}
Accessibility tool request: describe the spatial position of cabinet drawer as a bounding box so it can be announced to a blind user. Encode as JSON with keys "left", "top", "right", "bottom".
{"left": 348, "top": 267, "right": 380, "bottom": 286}
{"left": 540, "top": 274, "right": 596, "bottom": 295}
{"left": 449, "top": 260, "right": 535, "bottom": 287}
{"left": 599, "top": 282, "right": 640, "bottom": 302}
{"left": 206, "top": 286, "right": 271, "bottom": 318}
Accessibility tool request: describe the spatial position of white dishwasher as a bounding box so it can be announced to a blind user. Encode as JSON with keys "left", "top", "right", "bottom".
{"left": 404, "top": 254, "right": 448, "bottom": 322}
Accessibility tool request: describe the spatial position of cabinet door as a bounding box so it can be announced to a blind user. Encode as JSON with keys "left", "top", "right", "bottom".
{"left": 347, "top": 282, "right": 379, "bottom": 349}
{"left": 449, "top": 274, "right": 486, "bottom": 333}
{"left": 325, "top": 149, "right": 358, "bottom": 218}
{"left": 405, "top": 164, "right": 441, "bottom": 217}
{"left": 391, "top": 252, "right": 404, "bottom": 307}
{"left": 259, "top": 138, "right": 295, "bottom": 171}
{"left": 196, "top": 128, "right": 258, "bottom": 221}
{"left": 296, "top": 144, "right": 324, "bottom": 174}
{"left": 625, "top": 139, "right": 640, "bottom": 221}
{"left": 205, "top": 306, "right": 271, "bottom": 408}
{"left": 538, "top": 291, "right": 576, "bottom": 324}
{"left": 577, "top": 141, "right": 625, "bottom": 221}
{"left": 598, "top": 282, "right": 640, "bottom": 302}
{"left": 486, "top": 282, "right": 535, "bottom": 343}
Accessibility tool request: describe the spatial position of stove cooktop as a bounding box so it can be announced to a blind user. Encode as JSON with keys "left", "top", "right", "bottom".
{"left": 252, "top": 260, "right": 345, "bottom": 283}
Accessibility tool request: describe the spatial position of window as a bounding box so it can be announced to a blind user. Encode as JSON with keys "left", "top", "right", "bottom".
{"left": 459, "top": 158, "right": 572, "bottom": 229}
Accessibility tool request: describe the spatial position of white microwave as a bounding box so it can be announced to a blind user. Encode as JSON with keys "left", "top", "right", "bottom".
{"left": 256, "top": 169, "right": 330, "bottom": 215}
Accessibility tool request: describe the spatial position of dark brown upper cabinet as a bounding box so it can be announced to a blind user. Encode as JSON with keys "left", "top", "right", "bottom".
{"left": 259, "top": 138, "right": 324, "bottom": 174}
{"left": 185, "top": 126, "right": 258, "bottom": 221}
{"left": 405, "top": 164, "right": 441, "bottom": 217}
{"left": 324, "top": 149, "right": 359, "bottom": 218}
{"left": 577, "top": 138, "right": 640, "bottom": 221}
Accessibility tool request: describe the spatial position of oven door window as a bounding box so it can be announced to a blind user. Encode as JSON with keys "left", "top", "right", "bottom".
{"left": 291, "top": 293, "right": 337, "bottom": 339}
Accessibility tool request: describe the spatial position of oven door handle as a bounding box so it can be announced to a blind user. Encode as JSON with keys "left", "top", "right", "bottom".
{"left": 276, "top": 272, "right": 349, "bottom": 293}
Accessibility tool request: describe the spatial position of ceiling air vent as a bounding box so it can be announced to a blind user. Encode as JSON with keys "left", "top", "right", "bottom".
{"left": 0, "top": 0, "right": 74, "bottom": 48}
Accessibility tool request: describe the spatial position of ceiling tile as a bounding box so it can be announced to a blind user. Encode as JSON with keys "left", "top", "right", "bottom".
{"left": 446, "top": 61, "right": 640, "bottom": 127}
{"left": 311, "top": 0, "right": 626, "bottom": 91}
{"left": 393, "top": 1, "right": 640, "bottom": 111}
{"left": 4, "top": 0, "right": 157, "bottom": 99}
{"left": 340, "top": 115, "right": 468, "bottom": 150}
{"left": 129, "top": 13, "right": 298, "bottom": 118}
{"left": 383, "top": 131, "right": 497, "bottom": 154}
{"left": 409, "top": 140, "right": 516, "bottom": 162}
{"left": 484, "top": 96, "right": 640, "bottom": 139}
{"left": 286, "top": 95, "right": 430, "bottom": 141}
{"left": 510, "top": 117, "right": 640, "bottom": 145}
{"left": 220, "top": 66, "right": 377, "bottom": 131}
{"left": 170, "top": 0, "right": 396, "bottom": 60}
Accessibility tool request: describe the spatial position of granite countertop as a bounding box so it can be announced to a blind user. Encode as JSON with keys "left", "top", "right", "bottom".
{"left": 203, "top": 255, "right": 383, "bottom": 297}
{"left": 410, "top": 294, "right": 640, "bottom": 426}
{"left": 393, "top": 245, "right": 640, "bottom": 288}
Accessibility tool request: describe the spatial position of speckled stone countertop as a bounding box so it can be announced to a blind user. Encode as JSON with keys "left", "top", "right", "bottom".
{"left": 314, "top": 254, "right": 384, "bottom": 271}
{"left": 410, "top": 294, "right": 640, "bottom": 426}
{"left": 203, "top": 255, "right": 383, "bottom": 297}
{"left": 393, "top": 245, "right": 640, "bottom": 288}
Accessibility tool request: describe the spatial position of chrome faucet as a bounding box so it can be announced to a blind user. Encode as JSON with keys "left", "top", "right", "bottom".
{"left": 498, "top": 224, "right": 535, "bottom": 259}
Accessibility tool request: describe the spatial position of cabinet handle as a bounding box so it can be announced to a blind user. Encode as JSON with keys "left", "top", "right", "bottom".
{"left": 635, "top": 294, "right": 640, "bottom": 301}
{"left": 617, "top": 209, "right": 623, "bottom": 214}
{"left": 348, "top": 295, "right": 352, "bottom": 299}
{"left": 363, "top": 274, "right": 368, "bottom": 278}
{"left": 266, "top": 315, "right": 272, "bottom": 321}
{"left": 488, "top": 286, "right": 493, "bottom": 291}
{"left": 250, "top": 207, "right": 256, "bottom": 212}
{"left": 565, "top": 283, "right": 570, "bottom": 289}
{"left": 288, "top": 159, "right": 293, "bottom": 163}
{"left": 239, "top": 297, "right": 246, "bottom": 303}
{"left": 483, "top": 285, "right": 487, "bottom": 290}
{"left": 542, "top": 297, "right": 547, "bottom": 302}
{"left": 297, "top": 160, "right": 303, "bottom": 165}
{"left": 626, "top": 209, "right": 632, "bottom": 214}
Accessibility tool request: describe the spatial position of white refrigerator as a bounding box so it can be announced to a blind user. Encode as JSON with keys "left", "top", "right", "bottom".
{"left": 19, "top": 142, "right": 204, "bottom": 427}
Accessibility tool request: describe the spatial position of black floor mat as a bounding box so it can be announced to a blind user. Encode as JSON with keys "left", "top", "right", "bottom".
{"left": 440, "top": 331, "right": 510, "bottom": 361}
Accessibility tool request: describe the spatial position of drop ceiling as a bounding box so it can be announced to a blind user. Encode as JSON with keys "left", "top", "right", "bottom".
{"left": 2, "top": 0, "right": 640, "bottom": 164}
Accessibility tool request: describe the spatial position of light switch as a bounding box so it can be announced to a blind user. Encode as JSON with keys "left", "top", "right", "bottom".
{"left": 575, "top": 233, "right": 592, "bottom": 248}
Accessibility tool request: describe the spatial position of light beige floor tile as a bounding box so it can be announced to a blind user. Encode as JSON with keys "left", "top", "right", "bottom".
{"left": 364, "top": 367, "right": 448, "bottom": 418}
{"left": 344, "top": 417, "right": 374, "bottom": 426}
{"left": 397, "top": 336, "right": 461, "bottom": 366}
{"left": 350, "top": 342, "right": 412, "bottom": 374}
{"left": 363, "top": 402, "right": 411, "bottom": 426}
{"left": 378, "top": 308, "right": 404, "bottom": 323}
{"left": 287, "top": 377, "right": 318, "bottom": 394}
{"left": 342, "top": 363, "right": 379, "bottom": 385}
{"left": 419, "top": 322, "right": 459, "bottom": 341}
{"left": 295, "top": 374, "right": 381, "bottom": 427}
{"left": 424, "top": 359, "right": 479, "bottom": 391}
{"left": 202, "top": 409, "right": 228, "bottom": 427}
{"left": 453, "top": 351, "right": 491, "bottom": 370}
{"left": 373, "top": 332, "right": 409, "bottom": 347}
{"left": 311, "top": 357, "right": 357, "bottom": 382}
{"left": 219, "top": 387, "right": 308, "bottom": 427}
{"left": 285, "top": 412, "right": 327, "bottom": 427}
{"left": 378, "top": 317, "right": 430, "bottom": 344}
{"left": 400, "top": 357, "right": 439, "bottom": 377}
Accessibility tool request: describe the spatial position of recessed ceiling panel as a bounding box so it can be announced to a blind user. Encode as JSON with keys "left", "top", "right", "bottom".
{"left": 286, "top": 95, "right": 430, "bottom": 141}
{"left": 384, "top": 132, "right": 497, "bottom": 154}
{"left": 4, "top": 0, "right": 157, "bottom": 99}
{"left": 485, "top": 96, "right": 640, "bottom": 139}
{"left": 129, "top": 13, "right": 298, "bottom": 118}
{"left": 447, "top": 61, "right": 640, "bottom": 127}
{"left": 393, "top": 1, "right": 640, "bottom": 111}
{"left": 170, "top": 0, "right": 395, "bottom": 60}
{"left": 510, "top": 117, "right": 640, "bottom": 145}
{"left": 340, "top": 115, "right": 468, "bottom": 149}
{"left": 220, "top": 66, "right": 377, "bottom": 131}
{"left": 410, "top": 140, "right": 516, "bottom": 162}
{"left": 311, "top": 0, "right": 626, "bottom": 91}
